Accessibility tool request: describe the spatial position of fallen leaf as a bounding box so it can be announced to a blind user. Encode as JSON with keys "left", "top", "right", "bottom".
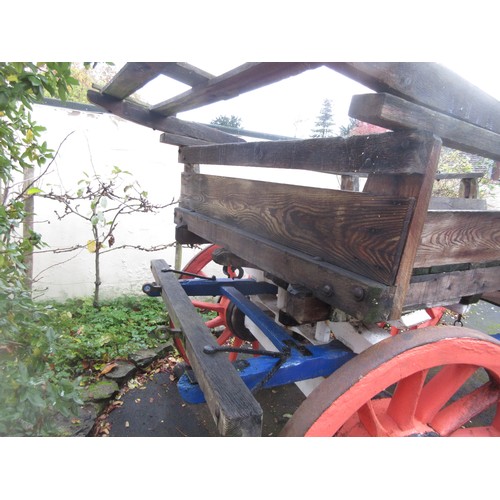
{"left": 97, "top": 362, "right": 118, "bottom": 378}
{"left": 125, "top": 421, "right": 129, "bottom": 428}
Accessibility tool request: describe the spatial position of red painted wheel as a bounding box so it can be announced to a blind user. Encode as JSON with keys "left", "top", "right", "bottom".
{"left": 281, "top": 326, "right": 500, "bottom": 437}
{"left": 173, "top": 245, "right": 258, "bottom": 362}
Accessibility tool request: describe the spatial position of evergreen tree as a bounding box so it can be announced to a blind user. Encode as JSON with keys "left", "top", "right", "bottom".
{"left": 210, "top": 115, "right": 242, "bottom": 129}
{"left": 310, "top": 99, "right": 334, "bottom": 138}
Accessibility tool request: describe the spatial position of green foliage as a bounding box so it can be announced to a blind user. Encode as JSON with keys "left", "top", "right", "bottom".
{"left": 0, "top": 62, "right": 82, "bottom": 435}
{"left": 210, "top": 115, "right": 242, "bottom": 129}
{"left": 434, "top": 147, "right": 495, "bottom": 198}
{"left": 40, "top": 295, "right": 169, "bottom": 378}
{"left": 310, "top": 99, "right": 335, "bottom": 138}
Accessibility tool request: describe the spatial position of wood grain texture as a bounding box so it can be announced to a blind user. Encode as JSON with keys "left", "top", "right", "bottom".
{"left": 179, "top": 130, "right": 436, "bottom": 175}
{"left": 363, "top": 136, "right": 442, "bottom": 318}
{"left": 328, "top": 62, "right": 500, "bottom": 134}
{"left": 160, "top": 62, "right": 214, "bottom": 86}
{"left": 405, "top": 265, "right": 500, "bottom": 310}
{"left": 151, "top": 259, "right": 262, "bottom": 436}
{"left": 415, "top": 211, "right": 500, "bottom": 267}
{"left": 175, "top": 207, "right": 395, "bottom": 322}
{"left": 180, "top": 173, "right": 414, "bottom": 285}
{"left": 349, "top": 93, "right": 500, "bottom": 161}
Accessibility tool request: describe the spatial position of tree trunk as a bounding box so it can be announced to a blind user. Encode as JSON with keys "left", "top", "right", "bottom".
{"left": 22, "top": 167, "right": 35, "bottom": 293}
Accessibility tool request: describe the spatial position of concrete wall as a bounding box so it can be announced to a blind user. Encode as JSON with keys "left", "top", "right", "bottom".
{"left": 31, "top": 102, "right": 198, "bottom": 301}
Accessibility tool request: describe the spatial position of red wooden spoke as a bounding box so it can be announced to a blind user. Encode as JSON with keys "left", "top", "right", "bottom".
{"left": 281, "top": 326, "right": 500, "bottom": 437}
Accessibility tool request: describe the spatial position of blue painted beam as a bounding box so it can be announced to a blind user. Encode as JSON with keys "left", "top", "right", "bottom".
{"left": 177, "top": 341, "right": 356, "bottom": 404}
{"left": 180, "top": 278, "right": 278, "bottom": 297}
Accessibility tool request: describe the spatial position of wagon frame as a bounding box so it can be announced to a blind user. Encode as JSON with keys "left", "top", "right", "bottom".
{"left": 89, "top": 62, "right": 500, "bottom": 436}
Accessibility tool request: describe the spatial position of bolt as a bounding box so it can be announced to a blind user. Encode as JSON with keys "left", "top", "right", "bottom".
{"left": 320, "top": 285, "right": 334, "bottom": 297}
{"left": 352, "top": 286, "right": 365, "bottom": 302}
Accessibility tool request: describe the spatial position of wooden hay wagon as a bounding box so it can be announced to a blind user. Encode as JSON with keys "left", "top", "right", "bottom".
{"left": 88, "top": 62, "right": 500, "bottom": 437}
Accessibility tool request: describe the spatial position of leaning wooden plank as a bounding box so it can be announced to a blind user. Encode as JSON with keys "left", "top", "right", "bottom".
{"left": 349, "top": 93, "right": 500, "bottom": 161}
{"left": 328, "top": 62, "right": 500, "bottom": 134}
{"left": 405, "top": 266, "right": 500, "bottom": 310}
{"left": 415, "top": 211, "right": 500, "bottom": 267}
{"left": 150, "top": 259, "right": 263, "bottom": 436}
{"left": 87, "top": 90, "right": 245, "bottom": 144}
{"left": 159, "top": 132, "right": 213, "bottom": 146}
{"left": 152, "top": 62, "right": 320, "bottom": 116}
{"left": 180, "top": 172, "right": 415, "bottom": 285}
{"left": 179, "top": 130, "right": 436, "bottom": 175}
{"left": 101, "top": 62, "right": 169, "bottom": 99}
{"left": 160, "top": 62, "right": 214, "bottom": 86}
{"left": 482, "top": 290, "right": 500, "bottom": 307}
{"left": 175, "top": 207, "right": 395, "bottom": 323}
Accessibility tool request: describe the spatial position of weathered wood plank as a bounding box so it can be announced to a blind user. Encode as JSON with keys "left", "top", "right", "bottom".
{"left": 349, "top": 93, "right": 500, "bottom": 161}
{"left": 150, "top": 259, "right": 262, "bottom": 436}
{"left": 160, "top": 62, "right": 214, "bottom": 86}
{"left": 405, "top": 266, "right": 500, "bottom": 310}
{"left": 363, "top": 136, "right": 442, "bottom": 319}
{"left": 151, "top": 62, "right": 320, "bottom": 116}
{"left": 429, "top": 197, "right": 487, "bottom": 210}
{"left": 87, "top": 90, "right": 245, "bottom": 144}
{"left": 482, "top": 290, "right": 500, "bottom": 307}
{"left": 179, "top": 131, "right": 437, "bottom": 175}
{"left": 328, "top": 62, "right": 500, "bottom": 134}
{"left": 180, "top": 173, "right": 414, "bottom": 285}
{"left": 159, "top": 132, "right": 212, "bottom": 147}
{"left": 101, "top": 62, "right": 169, "bottom": 99}
{"left": 175, "top": 207, "right": 396, "bottom": 323}
{"left": 415, "top": 211, "right": 500, "bottom": 267}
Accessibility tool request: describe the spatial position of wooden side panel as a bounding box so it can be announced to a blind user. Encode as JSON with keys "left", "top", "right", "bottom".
{"left": 328, "top": 62, "right": 500, "bottom": 134}
{"left": 175, "top": 207, "right": 395, "bottom": 322}
{"left": 349, "top": 93, "right": 500, "bottom": 161}
{"left": 415, "top": 211, "right": 500, "bottom": 267}
{"left": 180, "top": 173, "right": 414, "bottom": 285}
{"left": 405, "top": 266, "right": 500, "bottom": 310}
{"left": 179, "top": 130, "right": 435, "bottom": 175}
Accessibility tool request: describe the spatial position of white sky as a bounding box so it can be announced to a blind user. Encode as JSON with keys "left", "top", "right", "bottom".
{"left": 135, "top": 61, "right": 500, "bottom": 139}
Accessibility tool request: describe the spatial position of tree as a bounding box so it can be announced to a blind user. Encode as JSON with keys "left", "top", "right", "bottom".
{"left": 310, "top": 99, "right": 335, "bottom": 138}
{"left": 339, "top": 118, "right": 360, "bottom": 137}
{"left": 210, "top": 115, "right": 242, "bottom": 129}
{"left": 0, "top": 62, "right": 84, "bottom": 435}
{"left": 38, "top": 167, "right": 176, "bottom": 308}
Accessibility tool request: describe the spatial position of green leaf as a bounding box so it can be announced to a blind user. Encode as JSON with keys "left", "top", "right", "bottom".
{"left": 26, "top": 187, "right": 43, "bottom": 195}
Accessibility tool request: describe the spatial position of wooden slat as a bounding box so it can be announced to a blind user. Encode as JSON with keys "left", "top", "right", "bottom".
{"left": 429, "top": 197, "right": 487, "bottom": 210}
{"left": 160, "top": 62, "right": 214, "bottom": 86}
{"left": 101, "top": 62, "right": 169, "bottom": 99}
{"left": 328, "top": 62, "right": 500, "bottom": 134}
{"left": 159, "top": 132, "right": 212, "bottom": 146}
{"left": 179, "top": 130, "right": 437, "bottom": 175}
{"left": 151, "top": 62, "right": 320, "bottom": 116}
{"left": 405, "top": 266, "right": 500, "bottom": 310}
{"left": 349, "top": 93, "right": 500, "bottom": 161}
{"left": 175, "top": 207, "right": 395, "bottom": 323}
{"left": 87, "top": 90, "right": 245, "bottom": 145}
{"left": 415, "top": 211, "right": 500, "bottom": 267}
{"left": 482, "top": 290, "right": 500, "bottom": 307}
{"left": 150, "top": 259, "right": 262, "bottom": 436}
{"left": 180, "top": 173, "right": 414, "bottom": 285}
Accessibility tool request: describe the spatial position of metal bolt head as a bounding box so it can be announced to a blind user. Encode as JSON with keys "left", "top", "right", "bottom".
{"left": 352, "top": 286, "right": 365, "bottom": 302}
{"left": 320, "top": 284, "right": 334, "bottom": 297}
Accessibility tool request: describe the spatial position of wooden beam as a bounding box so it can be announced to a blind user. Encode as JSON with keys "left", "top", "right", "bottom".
{"left": 415, "top": 211, "right": 500, "bottom": 267}
{"left": 101, "top": 62, "right": 169, "bottom": 99}
{"left": 362, "top": 135, "right": 442, "bottom": 319}
{"left": 150, "top": 259, "right": 263, "bottom": 436}
{"left": 405, "top": 266, "right": 500, "bottom": 310}
{"left": 179, "top": 130, "right": 437, "bottom": 175}
{"left": 175, "top": 207, "right": 395, "bottom": 323}
{"left": 328, "top": 62, "right": 500, "bottom": 134}
{"left": 87, "top": 90, "right": 245, "bottom": 145}
{"left": 180, "top": 173, "right": 414, "bottom": 285}
{"left": 159, "top": 132, "right": 212, "bottom": 146}
{"left": 349, "top": 93, "right": 500, "bottom": 161}
{"left": 151, "top": 62, "right": 320, "bottom": 116}
{"left": 160, "top": 62, "right": 214, "bottom": 86}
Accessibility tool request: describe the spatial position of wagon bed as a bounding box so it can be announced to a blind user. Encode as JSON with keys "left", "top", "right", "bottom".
{"left": 89, "top": 62, "right": 500, "bottom": 437}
